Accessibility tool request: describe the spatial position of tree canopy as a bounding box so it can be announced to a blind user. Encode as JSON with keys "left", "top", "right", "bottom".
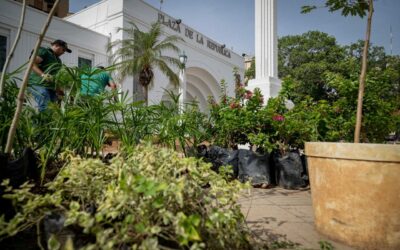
{"left": 276, "top": 31, "right": 400, "bottom": 142}
{"left": 278, "top": 31, "right": 347, "bottom": 103}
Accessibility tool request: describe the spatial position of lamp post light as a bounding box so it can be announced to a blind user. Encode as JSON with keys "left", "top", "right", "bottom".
{"left": 178, "top": 51, "right": 187, "bottom": 113}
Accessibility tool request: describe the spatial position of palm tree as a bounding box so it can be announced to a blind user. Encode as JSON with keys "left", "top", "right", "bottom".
{"left": 108, "top": 22, "right": 183, "bottom": 105}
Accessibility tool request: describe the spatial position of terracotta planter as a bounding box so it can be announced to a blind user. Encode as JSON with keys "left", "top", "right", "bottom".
{"left": 305, "top": 142, "right": 400, "bottom": 250}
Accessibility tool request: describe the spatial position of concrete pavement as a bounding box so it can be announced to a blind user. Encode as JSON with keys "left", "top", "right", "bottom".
{"left": 239, "top": 188, "right": 355, "bottom": 250}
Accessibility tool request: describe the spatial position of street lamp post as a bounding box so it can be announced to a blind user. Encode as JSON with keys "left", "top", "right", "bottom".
{"left": 178, "top": 51, "right": 187, "bottom": 113}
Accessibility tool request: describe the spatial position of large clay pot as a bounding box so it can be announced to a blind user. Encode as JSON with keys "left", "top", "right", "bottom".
{"left": 305, "top": 142, "right": 400, "bottom": 250}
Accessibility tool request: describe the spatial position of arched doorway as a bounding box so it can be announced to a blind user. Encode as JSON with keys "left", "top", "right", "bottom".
{"left": 161, "top": 67, "right": 220, "bottom": 112}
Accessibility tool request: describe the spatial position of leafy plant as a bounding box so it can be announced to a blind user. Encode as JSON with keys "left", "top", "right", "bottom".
{"left": 0, "top": 144, "right": 254, "bottom": 249}
{"left": 0, "top": 66, "right": 36, "bottom": 158}
{"left": 154, "top": 90, "right": 210, "bottom": 155}
{"left": 106, "top": 89, "right": 210, "bottom": 156}
{"left": 107, "top": 91, "right": 157, "bottom": 149}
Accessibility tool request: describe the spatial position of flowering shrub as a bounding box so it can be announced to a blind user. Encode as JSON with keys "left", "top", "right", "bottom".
{"left": 209, "top": 74, "right": 331, "bottom": 154}
{"left": 211, "top": 68, "right": 398, "bottom": 154}
{"left": 209, "top": 79, "right": 268, "bottom": 149}
{"left": 264, "top": 95, "right": 328, "bottom": 155}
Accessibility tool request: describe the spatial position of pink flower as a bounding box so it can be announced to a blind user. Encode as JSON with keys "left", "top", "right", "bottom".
{"left": 245, "top": 90, "right": 253, "bottom": 99}
{"left": 230, "top": 102, "right": 240, "bottom": 109}
{"left": 273, "top": 115, "right": 285, "bottom": 121}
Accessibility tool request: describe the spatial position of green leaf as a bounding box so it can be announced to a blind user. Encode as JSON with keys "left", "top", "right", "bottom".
{"left": 135, "top": 222, "right": 146, "bottom": 233}
{"left": 301, "top": 5, "right": 317, "bottom": 13}
{"left": 47, "top": 234, "right": 61, "bottom": 250}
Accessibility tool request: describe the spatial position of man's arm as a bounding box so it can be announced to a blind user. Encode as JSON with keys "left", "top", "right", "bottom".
{"left": 107, "top": 73, "right": 117, "bottom": 90}
{"left": 31, "top": 56, "right": 53, "bottom": 83}
{"left": 107, "top": 79, "right": 118, "bottom": 102}
{"left": 31, "top": 56, "right": 44, "bottom": 76}
{"left": 108, "top": 80, "right": 117, "bottom": 90}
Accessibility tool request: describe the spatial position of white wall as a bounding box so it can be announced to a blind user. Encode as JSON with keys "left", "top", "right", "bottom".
{"left": 0, "top": 0, "right": 109, "bottom": 74}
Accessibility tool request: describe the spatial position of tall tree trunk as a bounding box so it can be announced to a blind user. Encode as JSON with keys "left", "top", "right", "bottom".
{"left": 354, "top": 0, "right": 373, "bottom": 143}
{"left": 5, "top": 0, "right": 60, "bottom": 155}
{"left": 139, "top": 68, "right": 152, "bottom": 105}
{"left": 0, "top": 0, "right": 27, "bottom": 98}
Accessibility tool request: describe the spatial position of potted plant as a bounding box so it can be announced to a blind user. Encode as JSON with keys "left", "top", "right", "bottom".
{"left": 260, "top": 96, "right": 319, "bottom": 189}
{"left": 303, "top": 1, "right": 400, "bottom": 249}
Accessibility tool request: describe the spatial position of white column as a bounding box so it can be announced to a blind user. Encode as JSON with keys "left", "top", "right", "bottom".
{"left": 248, "top": 0, "right": 281, "bottom": 103}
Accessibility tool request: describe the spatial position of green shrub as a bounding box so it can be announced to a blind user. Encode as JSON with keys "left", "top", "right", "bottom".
{"left": 0, "top": 66, "right": 37, "bottom": 157}
{"left": 0, "top": 144, "right": 254, "bottom": 249}
{"left": 261, "top": 95, "right": 325, "bottom": 154}
{"left": 209, "top": 80, "right": 268, "bottom": 149}
{"left": 153, "top": 90, "right": 211, "bottom": 156}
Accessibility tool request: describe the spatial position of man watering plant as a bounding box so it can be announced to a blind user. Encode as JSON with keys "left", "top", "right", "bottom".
{"left": 28, "top": 39, "right": 71, "bottom": 111}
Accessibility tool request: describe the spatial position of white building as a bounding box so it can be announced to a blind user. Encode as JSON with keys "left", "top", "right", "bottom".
{"left": 1, "top": 0, "right": 244, "bottom": 111}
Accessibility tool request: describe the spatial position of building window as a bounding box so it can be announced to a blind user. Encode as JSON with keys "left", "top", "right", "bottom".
{"left": 78, "top": 57, "right": 92, "bottom": 68}
{"left": 0, "top": 35, "right": 7, "bottom": 72}
{"left": 47, "top": 2, "right": 54, "bottom": 10}
{"left": 34, "top": 0, "right": 43, "bottom": 10}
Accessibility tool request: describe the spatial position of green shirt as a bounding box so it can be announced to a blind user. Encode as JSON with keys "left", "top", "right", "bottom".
{"left": 80, "top": 69, "right": 113, "bottom": 96}
{"left": 28, "top": 47, "right": 62, "bottom": 89}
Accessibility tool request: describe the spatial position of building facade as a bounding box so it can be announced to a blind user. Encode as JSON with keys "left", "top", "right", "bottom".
{"left": 1, "top": 0, "right": 244, "bottom": 111}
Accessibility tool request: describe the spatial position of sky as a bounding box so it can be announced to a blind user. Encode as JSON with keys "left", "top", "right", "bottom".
{"left": 69, "top": 0, "right": 400, "bottom": 56}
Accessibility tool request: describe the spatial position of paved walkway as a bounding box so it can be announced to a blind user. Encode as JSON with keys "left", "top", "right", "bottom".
{"left": 239, "top": 188, "right": 354, "bottom": 250}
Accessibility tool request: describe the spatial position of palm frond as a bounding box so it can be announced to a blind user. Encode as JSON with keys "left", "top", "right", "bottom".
{"left": 107, "top": 21, "right": 182, "bottom": 97}
{"left": 153, "top": 42, "right": 181, "bottom": 54}
{"left": 155, "top": 59, "right": 179, "bottom": 85}
{"left": 159, "top": 56, "right": 181, "bottom": 68}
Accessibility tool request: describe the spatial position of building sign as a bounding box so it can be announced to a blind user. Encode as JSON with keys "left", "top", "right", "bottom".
{"left": 158, "top": 13, "right": 231, "bottom": 58}
{"left": 158, "top": 13, "right": 181, "bottom": 33}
